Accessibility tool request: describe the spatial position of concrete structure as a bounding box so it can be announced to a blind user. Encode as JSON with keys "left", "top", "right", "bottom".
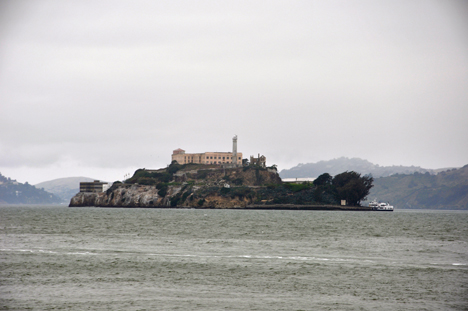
{"left": 250, "top": 154, "right": 267, "bottom": 168}
{"left": 232, "top": 135, "right": 238, "bottom": 167}
{"left": 80, "top": 180, "right": 108, "bottom": 193}
{"left": 171, "top": 136, "right": 243, "bottom": 165}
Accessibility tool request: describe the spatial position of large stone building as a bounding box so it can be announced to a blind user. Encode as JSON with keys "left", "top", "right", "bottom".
{"left": 172, "top": 136, "right": 243, "bottom": 166}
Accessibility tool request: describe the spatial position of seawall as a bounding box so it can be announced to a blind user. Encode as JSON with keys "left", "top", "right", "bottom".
{"left": 208, "top": 204, "right": 372, "bottom": 211}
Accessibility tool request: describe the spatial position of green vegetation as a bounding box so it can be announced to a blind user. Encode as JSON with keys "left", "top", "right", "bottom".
{"left": 229, "top": 187, "right": 253, "bottom": 200}
{"left": 313, "top": 173, "right": 332, "bottom": 186}
{"left": 283, "top": 182, "right": 313, "bottom": 193}
{"left": 369, "top": 165, "right": 468, "bottom": 209}
{"left": 167, "top": 161, "right": 183, "bottom": 175}
{"left": 126, "top": 162, "right": 212, "bottom": 186}
{"left": 106, "top": 181, "right": 123, "bottom": 195}
{"left": 170, "top": 193, "right": 181, "bottom": 207}
{"left": 126, "top": 169, "right": 171, "bottom": 185}
{"left": 157, "top": 184, "right": 168, "bottom": 197}
{"left": 255, "top": 183, "right": 335, "bottom": 205}
{"left": 196, "top": 170, "right": 209, "bottom": 179}
{"left": 220, "top": 187, "right": 231, "bottom": 195}
{"left": 0, "top": 173, "right": 62, "bottom": 204}
{"left": 252, "top": 171, "right": 373, "bottom": 206}
{"left": 231, "top": 178, "right": 243, "bottom": 185}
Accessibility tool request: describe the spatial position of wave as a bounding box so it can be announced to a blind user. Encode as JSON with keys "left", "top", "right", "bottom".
{"left": 2, "top": 248, "right": 466, "bottom": 267}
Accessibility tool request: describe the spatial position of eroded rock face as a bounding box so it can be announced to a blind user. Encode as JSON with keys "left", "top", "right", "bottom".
{"left": 69, "top": 192, "right": 100, "bottom": 207}
{"left": 69, "top": 184, "right": 165, "bottom": 207}
{"left": 69, "top": 183, "right": 255, "bottom": 208}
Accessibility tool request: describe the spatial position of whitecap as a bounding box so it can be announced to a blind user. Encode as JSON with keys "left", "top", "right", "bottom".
{"left": 38, "top": 249, "right": 57, "bottom": 254}
{"left": 66, "top": 252, "right": 96, "bottom": 255}
{"left": 288, "top": 256, "right": 309, "bottom": 260}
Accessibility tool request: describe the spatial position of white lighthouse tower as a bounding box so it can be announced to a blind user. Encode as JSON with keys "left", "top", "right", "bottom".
{"left": 232, "top": 135, "right": 238, "bottom": 167}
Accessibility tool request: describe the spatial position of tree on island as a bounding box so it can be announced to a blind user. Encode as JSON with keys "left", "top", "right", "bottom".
{"left": 313, "top": 173, "right": 333, "bottom": 186}
{"left": 312, "top": 173, "right": 334, "bottom": 204}
{"left": 332, "top": 171, "right": 373, "bottom": 206}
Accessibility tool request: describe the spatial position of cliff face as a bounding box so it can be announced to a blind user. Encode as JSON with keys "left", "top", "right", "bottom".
{"left": 70, "top": 184, "right": 165, "bottom": 207}
{"left": 69, "top": 166, "right": 280, "bottom": 208}
{"left": 69, "top": 185, "right": 254, "bottom": 208}
{"left": 69, "top": 192, "right": 99, "bottom": 207}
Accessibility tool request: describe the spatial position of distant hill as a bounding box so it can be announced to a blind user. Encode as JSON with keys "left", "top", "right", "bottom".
{"left": 0, "top": 173, "right": 62, "bottom": 204}
{"left": 35, "top": 177, "right": 97, "bottom": 202}
{"left": 279, "top": 157, "right": 447, "bottom": 178}
{"left": 367, "top": 165, "right": 468, "bottom": 209}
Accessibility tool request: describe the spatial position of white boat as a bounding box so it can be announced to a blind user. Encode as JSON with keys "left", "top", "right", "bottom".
{"left": 369, "top": 201, "right": 394, "bottom": 211}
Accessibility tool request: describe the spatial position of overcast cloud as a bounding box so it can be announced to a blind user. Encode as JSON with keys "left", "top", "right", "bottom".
{"left": 1, "top": 0, "right": 467, "bottom": 184}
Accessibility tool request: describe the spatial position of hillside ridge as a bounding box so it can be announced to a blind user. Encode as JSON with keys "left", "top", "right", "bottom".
{"left": 368, "top": 165, "right": 468, "bottom": 209}
{"left": 280, "top": 157, "right": 454, "bottom": 178}
{"left": 35, "top": 177, "right": 98, "bottom": 202}
{"left": 0, "top": 173, "right": 62, "bottom": 204}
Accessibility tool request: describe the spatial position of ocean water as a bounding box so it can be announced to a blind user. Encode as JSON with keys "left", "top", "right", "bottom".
{"left": 1, "top": 206, "right": 467, "bottom": 310}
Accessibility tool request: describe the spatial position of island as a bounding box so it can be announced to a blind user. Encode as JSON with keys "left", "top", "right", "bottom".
{"left": 69, "top": 162, "right": 373, "bottom": 211}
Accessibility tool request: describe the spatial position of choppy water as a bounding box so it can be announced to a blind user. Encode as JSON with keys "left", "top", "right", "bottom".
{"left": 1, "top": 206, "right": 467, "bottom": 310}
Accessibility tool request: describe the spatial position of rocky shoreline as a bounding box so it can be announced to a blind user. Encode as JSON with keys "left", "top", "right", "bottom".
{"left": 69, "top": 189, "right": 371, "bottom": 211}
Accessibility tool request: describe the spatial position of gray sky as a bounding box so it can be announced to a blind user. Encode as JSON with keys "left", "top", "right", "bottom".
{"left": 1, "top": 0, "right": 468, "bottom": 184}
